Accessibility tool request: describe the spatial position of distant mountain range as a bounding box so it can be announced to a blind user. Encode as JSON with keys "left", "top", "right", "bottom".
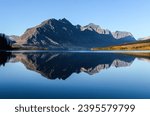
{"left": 11, "top": 18, "right": 136, "bottom": 50}
{"left": 139, "top": 36, "right": 150, "bottom": 41}
{"left": 5, "top": 18, "right": 150, "bottom": 50}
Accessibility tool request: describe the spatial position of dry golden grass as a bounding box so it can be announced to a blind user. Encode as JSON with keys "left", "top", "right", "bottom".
{"left": 92, "top": 41, "right": 150, "bottom": 50}
{"left": 121, "top": 52, "right": 150, "bottom": 58}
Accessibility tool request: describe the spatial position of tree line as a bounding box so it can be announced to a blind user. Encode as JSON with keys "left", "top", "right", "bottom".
{"left": 0, "top": 33, "right": 12, "bottom": 50}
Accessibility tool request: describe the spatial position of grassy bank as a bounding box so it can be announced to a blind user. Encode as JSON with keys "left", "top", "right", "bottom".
{"left": 92, "top": 40, "right": 150, "bottom": 51}
{"left": 11, "top": 44, "right": 48, "bottom": 50}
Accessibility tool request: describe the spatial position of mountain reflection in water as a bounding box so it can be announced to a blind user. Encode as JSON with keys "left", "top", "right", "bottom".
{"left": 0, "top": 51, "right": 136, "bottom": 80}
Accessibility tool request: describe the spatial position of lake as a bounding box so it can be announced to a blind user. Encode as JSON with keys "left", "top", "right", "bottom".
{"left": 0, "top": 51, "right": 150, "bottom": 99}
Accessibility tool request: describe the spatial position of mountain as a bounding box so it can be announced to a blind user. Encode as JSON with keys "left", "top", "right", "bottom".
{"left": 81, "top": 23, "right": 112, "bottom": 35}
{"left": 112, "top": 31, "right": 135, "bottom": 42}
{"left": 16, "top": 18, "right": 136, "bottom": 50}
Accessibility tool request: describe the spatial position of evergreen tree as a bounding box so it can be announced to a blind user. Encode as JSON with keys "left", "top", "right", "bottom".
{"left": 0, "top": 33, "right": 11, "bottom": 50}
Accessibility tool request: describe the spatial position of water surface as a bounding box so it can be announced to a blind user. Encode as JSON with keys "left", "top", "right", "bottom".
{"left": 0, "top": 51, "right": 150, "bottom": 99}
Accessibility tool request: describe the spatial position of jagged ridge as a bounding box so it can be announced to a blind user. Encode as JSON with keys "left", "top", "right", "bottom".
{"left": 16, "top": 18, "right": 136, "bottom": 50}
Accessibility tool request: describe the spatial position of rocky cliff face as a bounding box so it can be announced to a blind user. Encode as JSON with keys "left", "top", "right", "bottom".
{"left": 81, "top": 23, "right": 112, "bottom": 35}
{"left": 112, "top": 31, "right": 135, "bottom": 42}
{"left": 9, "top": 35, "right": 20, "bottom": 41}
{"left": 16, "top": 18, "right": 136, "bottom": 50}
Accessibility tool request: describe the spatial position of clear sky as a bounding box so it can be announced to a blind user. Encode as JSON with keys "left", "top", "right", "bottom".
{"left": 0, "top": 0, "right": 150, "bottom": 39}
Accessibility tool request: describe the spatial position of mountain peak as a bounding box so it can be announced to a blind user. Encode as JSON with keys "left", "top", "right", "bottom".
{"left": 88, "top": 23, "right": 101, "bottom": 28}
{"left": 58, "top": 18, "right": 73, "bottom": 26}
{"left": 41, "top": 18, "right": 57, "bottom": 25}
{"left": 112, "top": 31, "right": 134, "bottom": 40}
{"left": 82, "top": 23, "right": 101, "bottom": 31}
{"left": 81, "top": 23, "right": 112, "bottom": 35}
{"left": 39, "top": 18, "right": 73, "bottom": 28}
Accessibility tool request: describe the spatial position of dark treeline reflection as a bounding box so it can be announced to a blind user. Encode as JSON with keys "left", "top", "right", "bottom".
{"left": 0, "top": 52, "right": 137, "bottom": 80}
{"left": 0, "top": 52, "right": 12, "bottom": 66}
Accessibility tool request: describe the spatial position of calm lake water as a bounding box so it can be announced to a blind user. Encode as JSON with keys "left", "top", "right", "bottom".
{"left": 0, "top": 51, "right": 150, "bottom": 99}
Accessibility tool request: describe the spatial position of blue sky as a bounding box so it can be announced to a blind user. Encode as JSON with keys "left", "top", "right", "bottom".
{"left": 0, "top": 0, "right": 150, "bottom": 39}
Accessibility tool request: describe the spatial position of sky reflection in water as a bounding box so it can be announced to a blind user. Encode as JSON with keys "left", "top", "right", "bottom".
{"left": 0, "top": 51, "right": 150, "bottom": 99}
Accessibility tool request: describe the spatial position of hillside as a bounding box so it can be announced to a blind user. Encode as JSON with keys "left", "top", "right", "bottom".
{"left": 92, "top": 39, "right": 150, "bottom": 50}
